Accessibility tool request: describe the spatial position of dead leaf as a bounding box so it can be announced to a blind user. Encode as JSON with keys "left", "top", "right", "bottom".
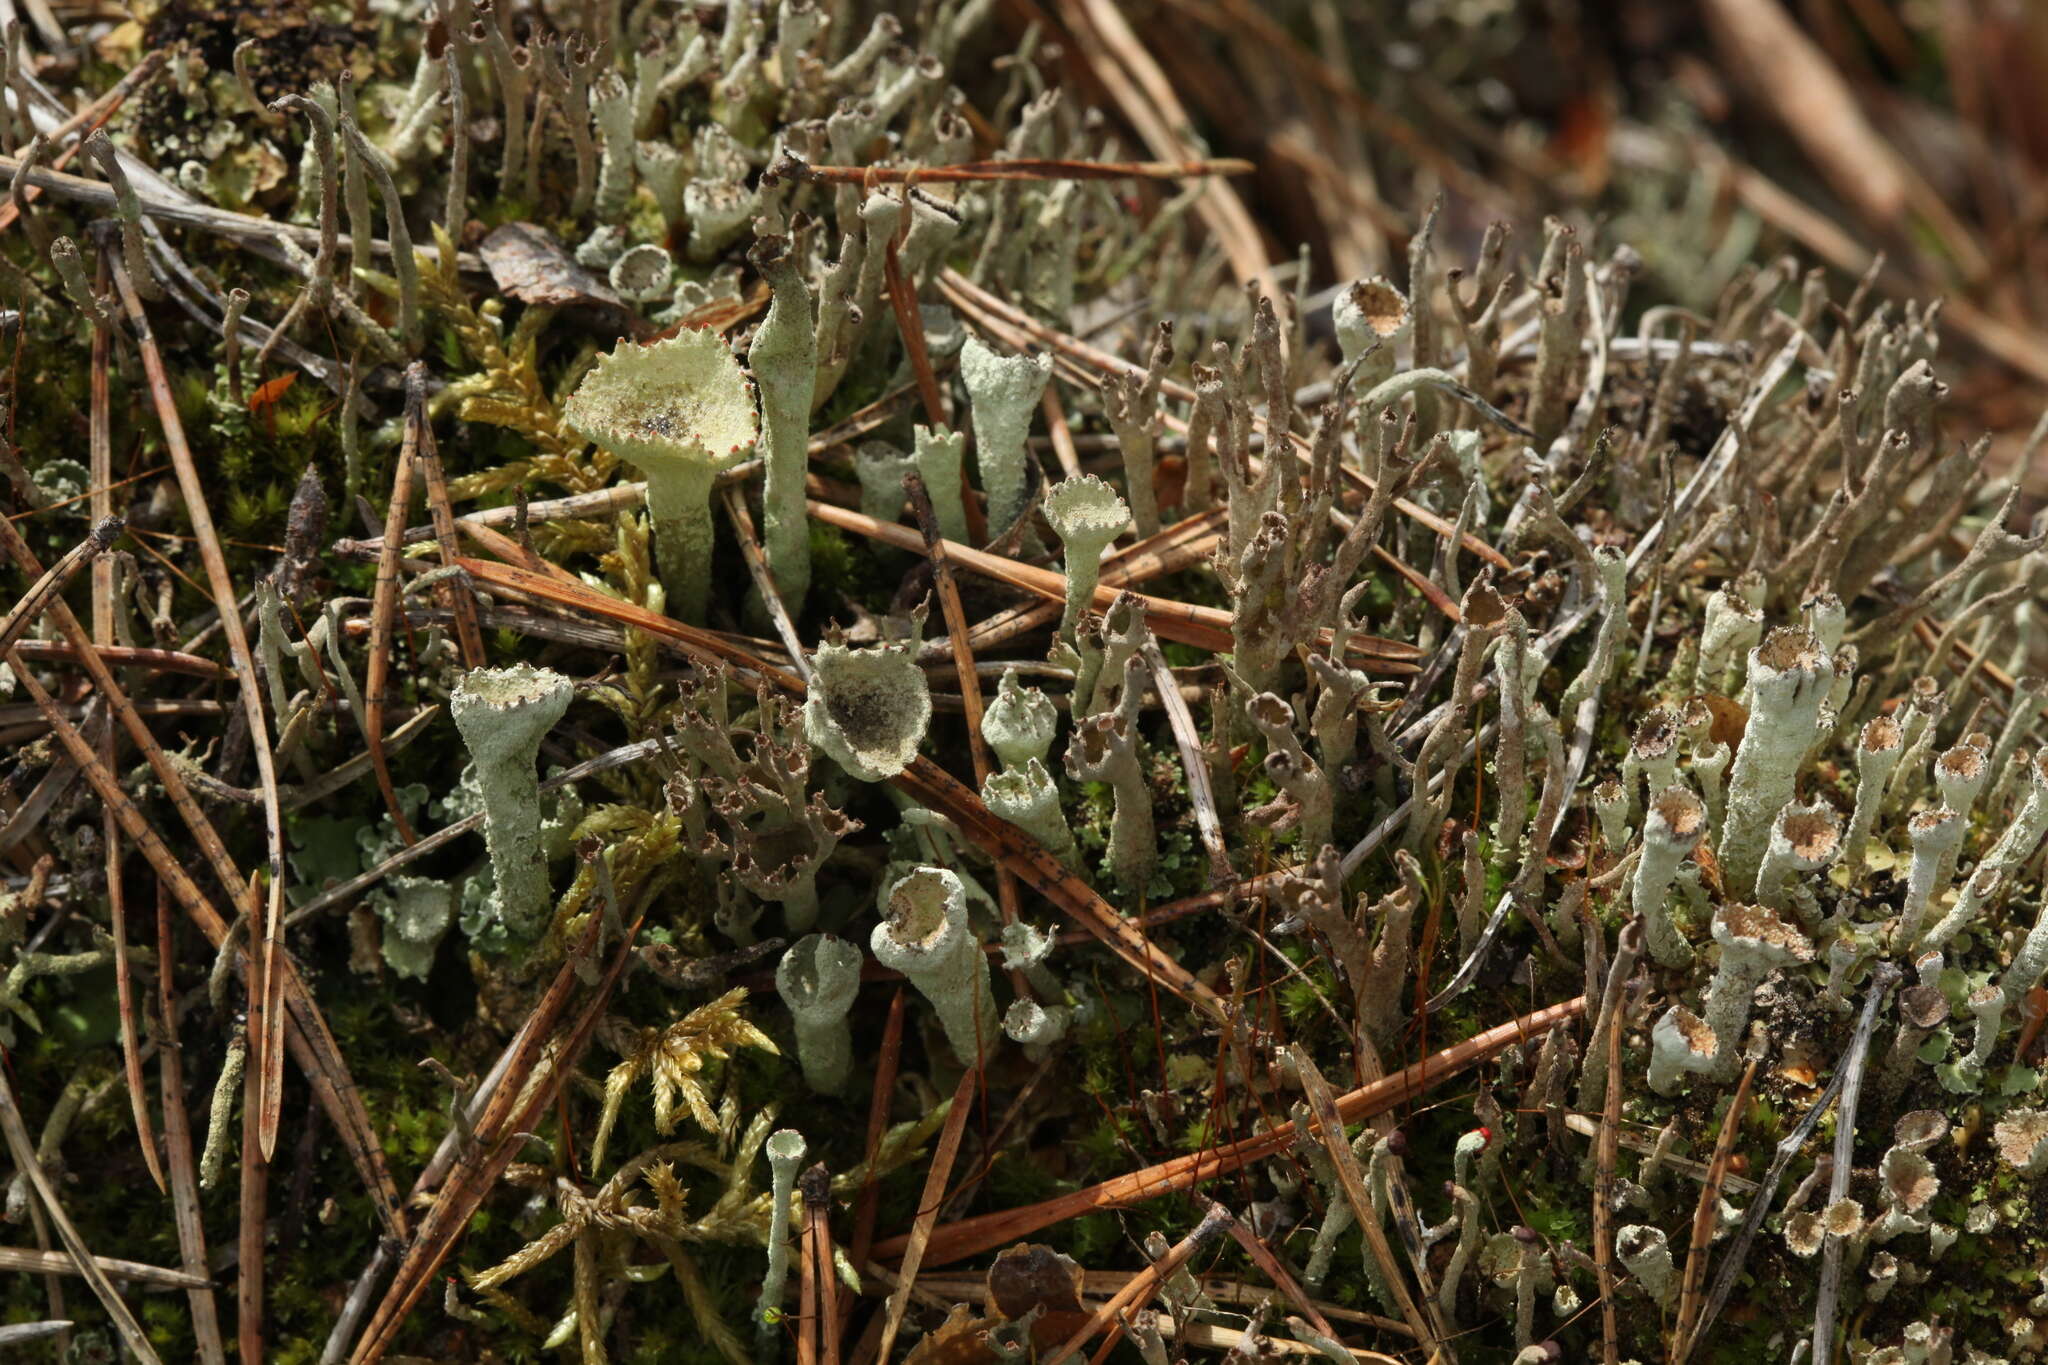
{"left": 986, "top": 1244, "right": 1084, "bottom": 1320}
{"left": 1692, "top": 841, "right": 1725, "bottom": 898}
{"left": 1698, "top": 693, "right": 1749, "bottom": 750}
{"left": 479, "top": 222, "right": 627, "bottom": 315}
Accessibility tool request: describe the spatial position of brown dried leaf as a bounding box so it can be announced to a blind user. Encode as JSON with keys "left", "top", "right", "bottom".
{"left": 480, "top": 223, "right": 626, "bottom": 314}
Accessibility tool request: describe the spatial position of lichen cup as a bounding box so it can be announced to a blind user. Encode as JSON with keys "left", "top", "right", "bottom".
{"left": 561, "top": 327, "right": 759, "bottom": 623}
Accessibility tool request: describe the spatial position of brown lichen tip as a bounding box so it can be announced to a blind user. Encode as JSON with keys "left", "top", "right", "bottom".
{"left": 1338, "top": 276, "right": 1410, "bottom": 339}
{"left": 1936, "top": 743, "right": 1987, "bottom": 785}
{"left": 1754, "top": 623, "right": 1829, "bottom": 675}
{"left": 1713, "top": 902, "right": 1814, "bottom": 964}
{"left": 1862, "top": 713, "right": 1904, "bottom": 755}
{"left": 1994, "top": 1108, "right": 2048, "bottom": 1176}
{"left": 1896, "top": 984, "right": 1950, "bottom": 1032}
{"left": 1779, "top": 805, "right": 1841, "bottom": 863}
{"left": 1894, "top": 1110, "right": 1951, "bottom": 1152}
{"left": 560, "top": 325, "right": 760, "bottom": 470}
{"left": 1650, "top": 786, "right": 1706, "bottom": 842}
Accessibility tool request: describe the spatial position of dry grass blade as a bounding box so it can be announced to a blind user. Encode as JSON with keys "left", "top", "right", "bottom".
{"left": 1595, "top": 958, "right": 1628, "bottom": 1365}
{"left": 0, "top": 1065, "right": 163, "bottom": 1364}
{"left": 87, "top": 274, "right": 164, "bottom": 1196}
{"left": 881, "top": 996, "right": 1584, "bottom": 1266}
{"left": 364, "top": 365, "right": 429, "bottom": 846}
{"left": 875, "top": 1064, "right": 980, "bottom": 1365}
{"left": 1671, "top": 1058, "right": 1758, "bottom": 1357}
{"left": 0, "top": 1246, "right": 212, "bottom": 1289}
{"left": 109, "top": 255, "right": 291, "bottom": 1162}
{"left": 1288, "top": 1048, "right": 1442, "bottom": 1357}
{"left": 0, "top": 515, "right": 121, "bottom": 655}
{"left": 157, "top": 882, "right": 229, "bottom": 1364}
{"left": 2, "top": 653, "right": 406, "bottom": 1241}
{"left": 720, "top": 484, "right": 812, "bottom": 680}
{"left": 101, "top": 836, "right": 159, "bottom": 1190}
{"left": 348, "top": 911, "right": 641, "bottom": 1364}
{"left": 411, "top": 382, "right": 488, "bottom": 668}
{"left": 238, "top": 994, "right": 269, "bottom": 1363}
{"left": 2, "top": 639, "right": 229, "bottom": 677}
{"left": 788, "top": 155, "right": 1255, "bottom": 184}
{"left": 809, "top": 498, "right": 1422, "bottom": 669}
{"left": 1139, "top": 638, "right": 1232, "bottom": 884}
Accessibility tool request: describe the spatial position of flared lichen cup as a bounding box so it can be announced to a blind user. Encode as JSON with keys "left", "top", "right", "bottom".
{"left": 1043, "top": 474, "right": 1131, "bottom": 643}
{"left": 450, "top": 664, "right": 575, "bottom": 940}
{"left": 802, "top": 637, "right": 932, "bottom": 782}
{"left": 561, "top": 327, "right": 759, "bottom": 622}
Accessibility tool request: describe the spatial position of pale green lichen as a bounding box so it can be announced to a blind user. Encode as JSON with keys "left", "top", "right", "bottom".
{"left": 756, "top": 1128, "right": 807, "bottom": 1334}
{"left": 774, "top": 934, "right": 862, "bottom": 1095}
{"left": 870, "top": 866, "right": 996, "bottom": 1064}
{"left": 1333, "top": 275, "right": 1410, "bottom": 389}
{"left": 982, "top": 759, "right": 1080, "bottom": 869}
{"left": 748, "top": 235, "right": 818, "bottom": 610}
{"left": 913, "top": 424, "right": 970, "bottom": 544}
{"left": 960, "top": 336, "right": 1051, "bottom": 538}
{"left": 1718, "top": 627, "right": 1833, "bottom": 889}
{"left": 982, "top": 669, "right": 1057, "bottom": 772}
{"left": 371, "top": 875, "right": 455, "bottom": 981}
{"left": 450, "top": 664, "right": 575, "bottom": 939}
{"left": 1064, "top": 680, "right": 1154, "bottom": 896}
{"left": 562, "top": 328, "right": 760, "bottom": 622}
{"left": 1043, "top": 474, "right": 1131, "bottom": 644}
{"left": 803, "top": 636, "right": 931, "bottom": 782}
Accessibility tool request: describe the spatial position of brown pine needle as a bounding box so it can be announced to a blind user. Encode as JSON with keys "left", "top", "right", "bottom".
{"left": 781, "top": 154, "right": 1255, "bottom": 185}
{"left": 110, "top": 255, "right": 291, "bottom": 1162}
{"left": 0, "top": 515, "right": 122, "bottom": 657}
{"left": 881, "top": 996, "right": 1585, "bottom": 1266}
{"left": 1, "top": 654, "right": 405, "bottom": 1242}
{"left": 364, "top": 365, "right": 429, "bottom": 847}
{"left": 157, "top": 882, "right": 229, "bottom": 1364}
{"left": 349, "top": 910, "right": 642, "bottom": 1365}
{"left": 874, "top": 1064, "right": 979, "bottom": 1365}
{"left": 883, "top": 221, "right": 946, "bottom": 429}
{"left": 1290, "top": 1048, "right": 1443, "bottom": 1356}
{"left": 809, "top": 497, "right": 1423, "bottom": 669}
{"left": 904, "top": 470, "right": 1028, "bottom": 980}
{"left": 1672, "top": 1058, "right": 1760, "bottom": 1358}
{"left": 1042, "top": 1203, "right": 1235, "bottom": 1365}
{"left": 411, "top": 378, "right": 488, "bottom": 668}
{"left": 843, "top": 987, "right": 905, "bottom": 1341}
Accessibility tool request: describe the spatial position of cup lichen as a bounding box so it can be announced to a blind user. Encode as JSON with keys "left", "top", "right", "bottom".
{"left": 802, "top": 635, "right": 932, "bottom": 782}
{"left": 561, "top": 327, "right": 760, "bottom": 622}
{"left": 869, "top": 866, "right": 997, "bottom": 1064}
{"left": 450, "top": 664, "right": 576, "bottom": 940}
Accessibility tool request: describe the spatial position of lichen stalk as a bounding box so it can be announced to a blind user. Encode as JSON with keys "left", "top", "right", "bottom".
{"left": 748, "top": 236, "right": 818, "bottom": 610}
{"left": 869, "top": 867, "right": 996, "bottom": 1063}
{"left": 1718, "top": 627, "right": 1833, "bottom": 889}
{"left": 450, "top": 665, "right": 575, "bottom": 939}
